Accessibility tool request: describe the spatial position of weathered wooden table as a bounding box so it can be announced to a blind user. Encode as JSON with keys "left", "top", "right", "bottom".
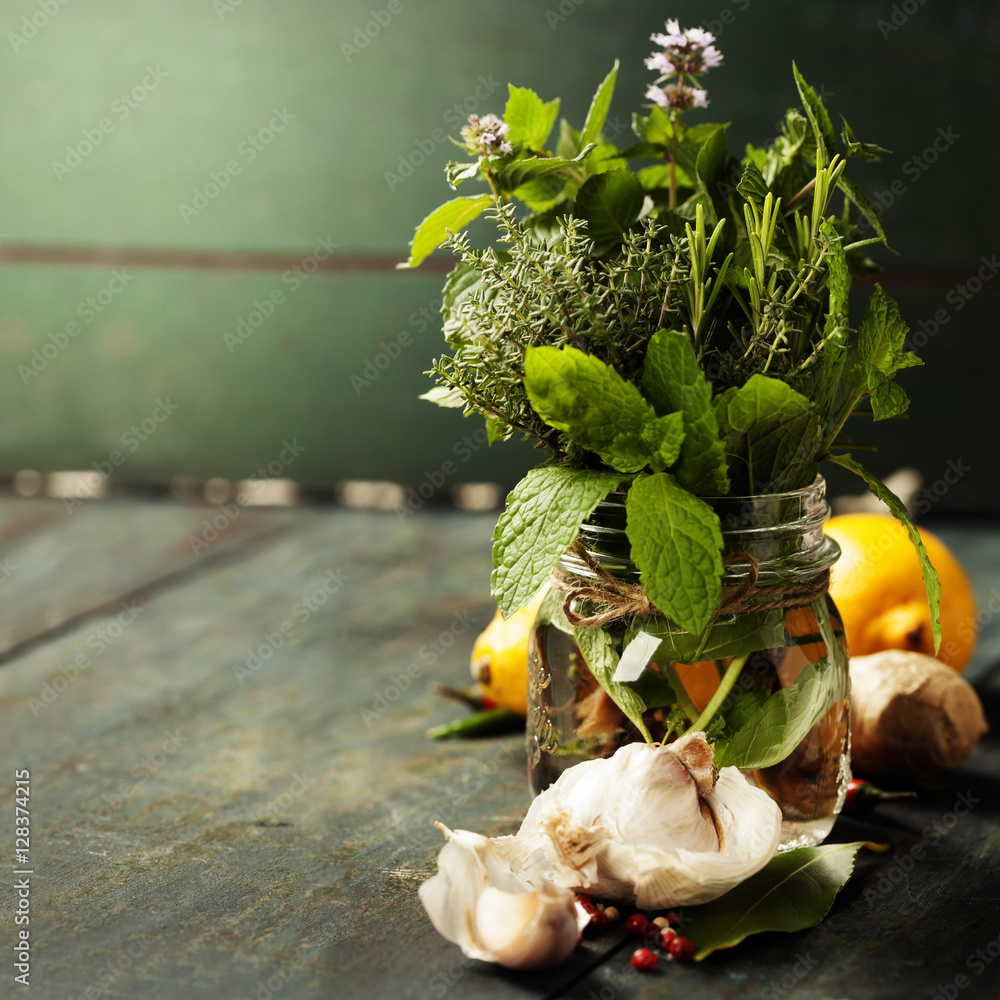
{"left": 3, "top": 497, "right": 999, "bottom": 1000}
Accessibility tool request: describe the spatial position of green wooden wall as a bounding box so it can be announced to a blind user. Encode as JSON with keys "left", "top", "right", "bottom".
{"left": 0, "top": 0, "right": 997, "bottom": 509}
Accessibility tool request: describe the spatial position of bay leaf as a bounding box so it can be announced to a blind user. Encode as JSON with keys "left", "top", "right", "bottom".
{"left": 684, "top": 841, "right": 873, "bottom": 960}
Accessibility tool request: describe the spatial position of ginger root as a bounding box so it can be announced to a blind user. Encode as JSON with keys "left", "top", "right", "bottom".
{"left": 850, "top": 650, "right": 988, "bottom": 779}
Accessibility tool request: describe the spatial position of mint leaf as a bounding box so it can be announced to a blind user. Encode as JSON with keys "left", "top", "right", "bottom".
{"left": 504, "top": 85, "right": 559, "bottom": 151}
{"left": 580, "top": 61, "right": 618, "bottom": 149}
{"left": 737, "top": 159, "right": 770, "bottom": 213}
{"left": 822, "top": 221, "right": 850, "bottom": 322}
{"left": 642, "top": 329, "right": 730, "bottom": 496}
{"left": 840, "top": 117, "right": 889, "bottom": 162}
{"left": 498, "top": 145, "right": 596, "bottom": 194}
{"left": 792, "top": 62, "right": 836, "bottom": 161}
{"left": 574, "top": 168, "right": 644, "bottom": 250}
{"left": 625, "top": 473, "right": 724, "bottom": 636}
{"left": 829, "top": 454, "right": 942, "bottom": 653}
{"left": 574, "top": 625, "right": 652, "bottom": 742}
{"left": 525, "top": 346, "right": 685, "bottom": 473}
{"left": 556, "top": 118, "right": 582, "bottom": 159}
{"left": 663, "top": 122, "right": 726, "bottom": 186}
{"left": 862, "top": 365, "right": 910, "bottom": 420}
{"left": 397, "top": 194, "right": 493, "bottom": 269}
{"left": 814, "top": 223, "right": 852, "bottom": 424}
{"left": 853, "top": 283, "right": 921, "bottom": 377}
{"left": 513, "top": 174, "right": 567, "bottom": 213}
{"left": 631, "top": 609, "right": 785, "bottom": 667}
{"left": 491, "top": 466, "right": 627, "bottom": 619}
{"left": 419, "top": 386, "right": 464, "bottom": 408}
{"left": 685, "top": 842, "right": 870, "bottom": 960}
{"left": 693, "top": 123, "right": 729, "bottom": 221}
{"left": 638, "top": 162, "right": 693, "bottom": 192}
{"left": 643, "top": 105, "right": 673, "bottom": 146}
{"left": 849, "top": 284, "right": 921, "bottom": 420}
{"left": 714, "top": 657, "right": 844, "bottom": 769}
{"left": 445, "top": 160, "right": 481, "bottom": 189}
{"left": 712, "top": 374, "right": 823, "bottom": 494}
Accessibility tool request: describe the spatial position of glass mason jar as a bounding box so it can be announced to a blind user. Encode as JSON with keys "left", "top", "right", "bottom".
{"left": 527, "top": 476, "right": 851, "bottom": 850}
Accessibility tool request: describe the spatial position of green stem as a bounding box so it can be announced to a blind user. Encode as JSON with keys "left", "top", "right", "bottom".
{"left": 684, "top": 652, "right": 749, "bottom": 735}
{"left": 661, "top": 663, "right": 700, "bottom": 722}
{"left": 820, "top": 383, "right": 866, "bottom": 456}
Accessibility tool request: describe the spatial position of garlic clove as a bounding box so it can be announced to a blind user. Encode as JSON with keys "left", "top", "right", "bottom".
{"left": 475, "top": 885, "right": 582, "bottom": 970}
{"left": 419, "top": 822, "right": 587, "bottom": 970}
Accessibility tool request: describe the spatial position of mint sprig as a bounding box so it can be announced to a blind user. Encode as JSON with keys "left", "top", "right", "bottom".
{"left": 491, "top": 466, "right": 628, "bottom": 619}
{"left": 625, "top": 472, "right": 724, "bottom": 636}
{"left": 525, "top": 346, "right": 685, "bottom": 474}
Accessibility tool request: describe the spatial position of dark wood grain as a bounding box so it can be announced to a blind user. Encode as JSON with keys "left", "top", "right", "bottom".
{"left": 1, "top": 503, "right": 999, "bottom": 1000}
{"left": 0, "top": 497, "right": 294, "bottom": 661}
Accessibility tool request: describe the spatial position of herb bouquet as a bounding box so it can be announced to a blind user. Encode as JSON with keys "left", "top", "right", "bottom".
{"left": 401, "top": 21, "right": 939, "bottom": 841}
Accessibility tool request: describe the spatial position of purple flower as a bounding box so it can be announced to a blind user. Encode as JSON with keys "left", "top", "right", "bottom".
{"left": 647, "top": 19, "right": 723, "bottom": 79}
{"left": 461, "top": 113, "right": 513, "bottom": 158}
{"left": 646, "top": 83, "right": 709, "bottom": 112}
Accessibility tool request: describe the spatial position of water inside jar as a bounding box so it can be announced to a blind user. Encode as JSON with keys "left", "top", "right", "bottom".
{"left": 526, "top": 600, "right": 851, "bottom": 850}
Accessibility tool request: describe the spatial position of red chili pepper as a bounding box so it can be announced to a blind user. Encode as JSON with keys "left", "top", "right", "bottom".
{"left": 844, "top": 777, "right": 916, "bottom": 813}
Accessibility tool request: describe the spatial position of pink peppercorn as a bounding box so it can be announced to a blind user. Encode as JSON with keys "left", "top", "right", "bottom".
{"left": 631, "top": 947, "right": 657, "bottom": 971}
{"left": 668, "top": 936, "right": 695, "bottom": 961}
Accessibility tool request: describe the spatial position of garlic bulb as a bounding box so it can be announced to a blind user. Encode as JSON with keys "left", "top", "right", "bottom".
{"left": 496, "top": 733, "right": 781, "bottom": 909}
{"left": 419, "top": 735, "right": 782, "bottom": 968}
{"left": 419, "top": 822, "right": 587, "bottom": 970}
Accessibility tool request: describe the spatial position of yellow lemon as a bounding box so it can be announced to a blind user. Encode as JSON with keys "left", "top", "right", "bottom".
{"left": 470, "top": 593, "right": 546, "bottom": 715}
{"left": 824, "top": 513, "right": 978, "bottom": 671}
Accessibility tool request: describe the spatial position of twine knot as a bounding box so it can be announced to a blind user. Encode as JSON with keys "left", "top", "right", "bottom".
{"left": 550, "top": 540, "right": 829, "bottom": 630}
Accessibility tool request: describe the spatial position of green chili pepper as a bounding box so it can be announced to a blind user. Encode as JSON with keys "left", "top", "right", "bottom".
{"left": 426, "top": 708, "right": 525, "bottom": 740}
